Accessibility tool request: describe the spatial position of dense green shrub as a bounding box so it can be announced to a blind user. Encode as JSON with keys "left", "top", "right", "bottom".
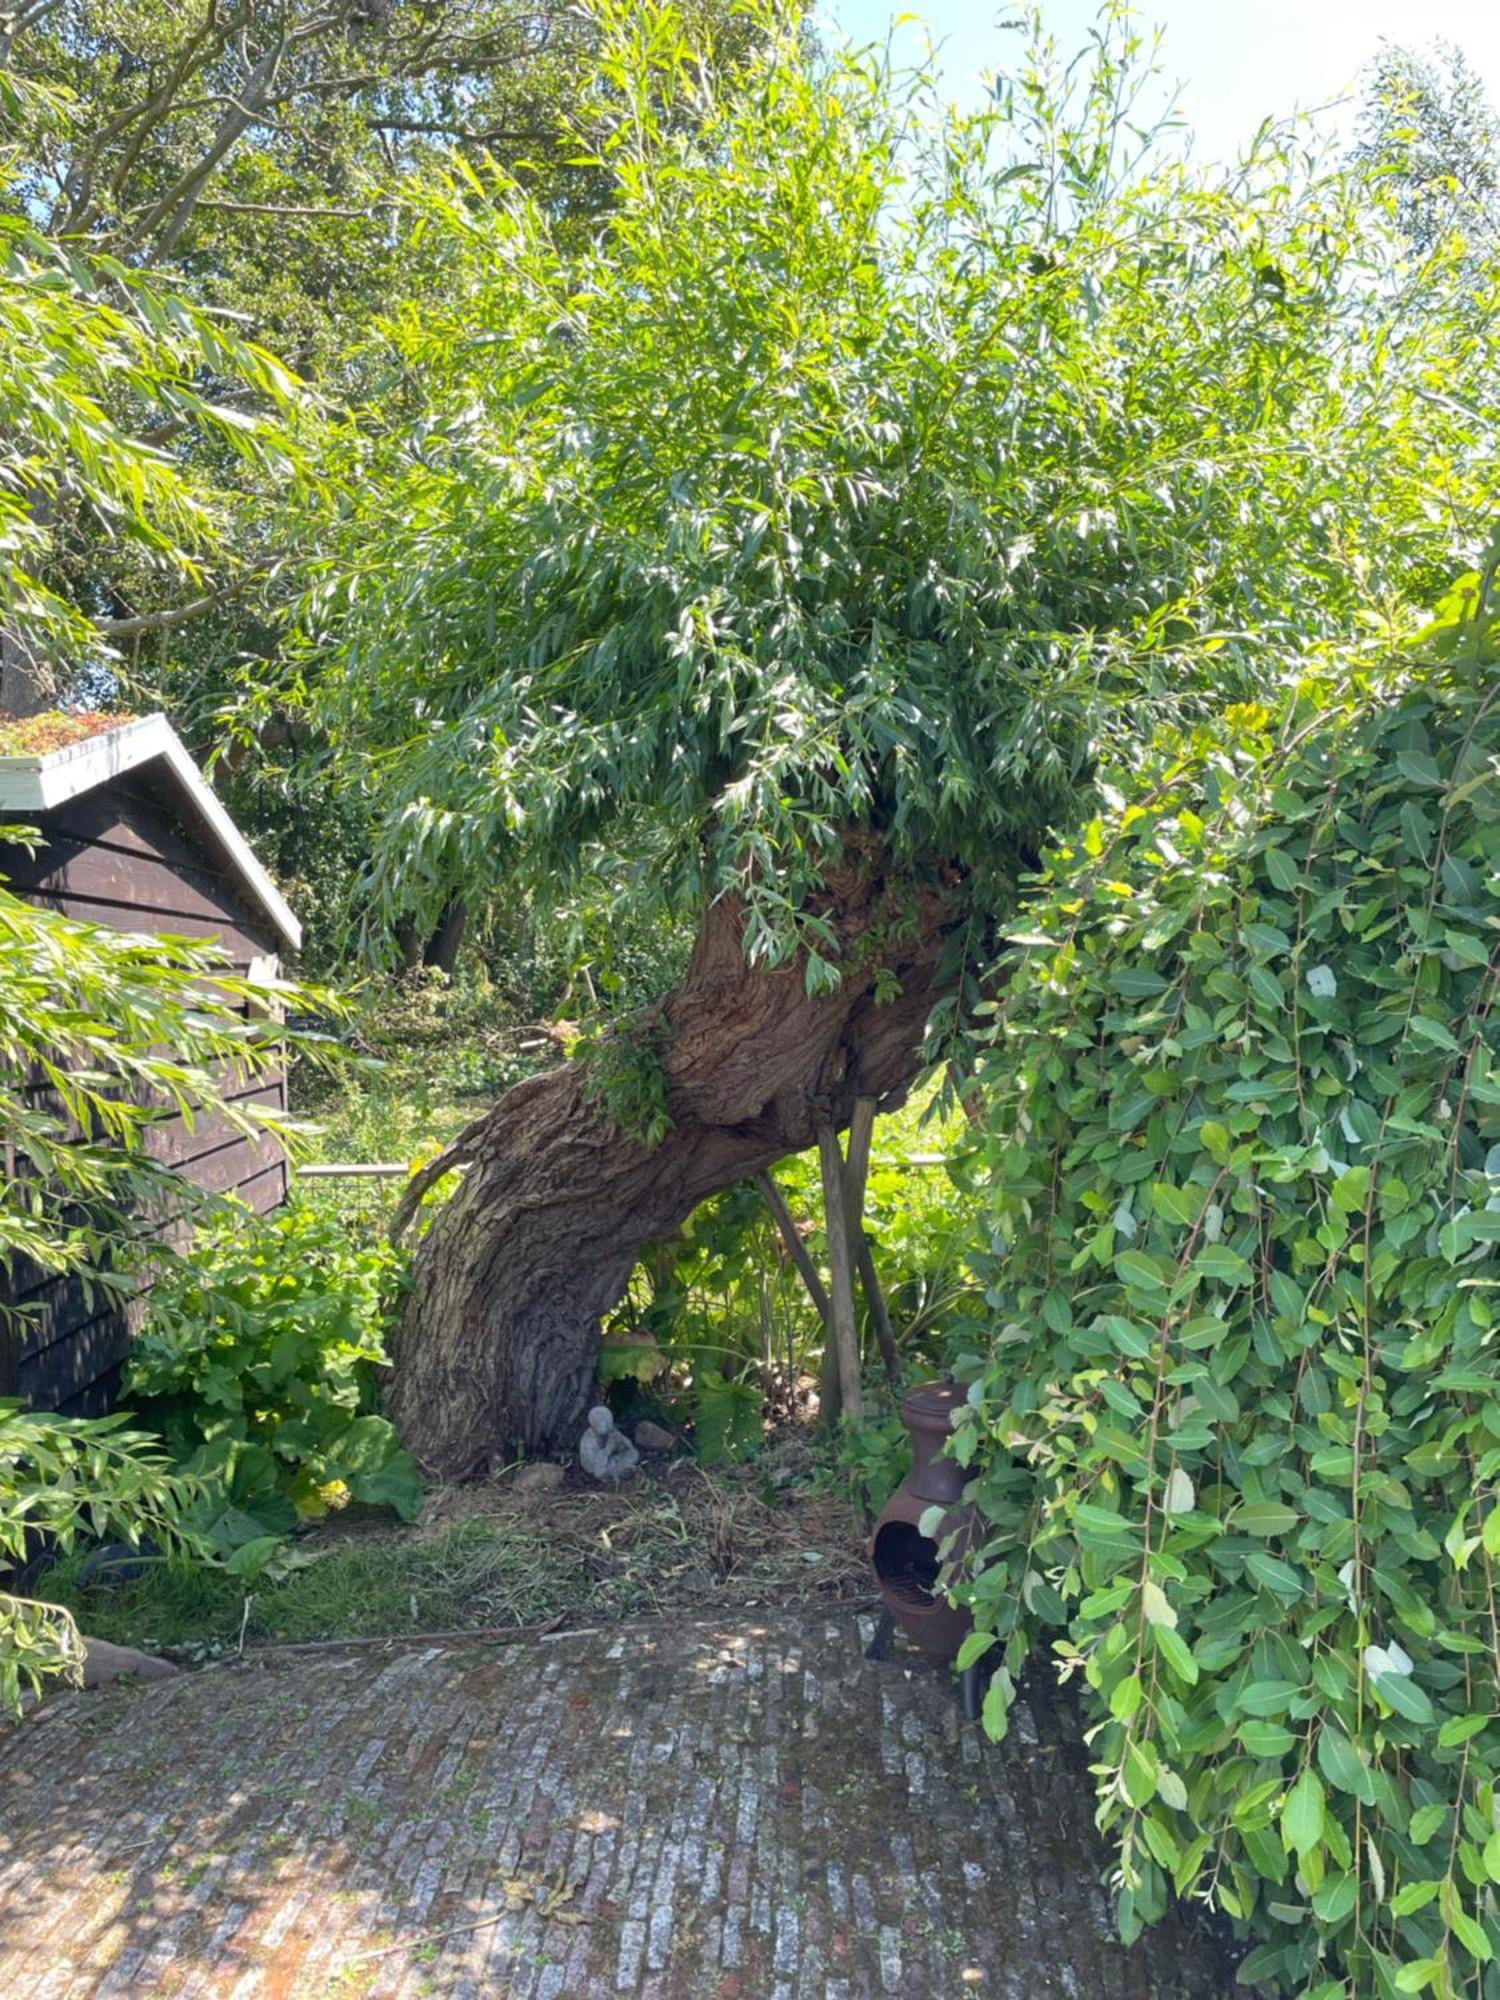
{"left": 952, "top": 621, "right": 1500, "bottom": 1996}
{"left": 0, "top": 1404, "right": 201, "bottom": 1712}
{"left": 124, "top": 1198, "right": 420, "bottom": 1573}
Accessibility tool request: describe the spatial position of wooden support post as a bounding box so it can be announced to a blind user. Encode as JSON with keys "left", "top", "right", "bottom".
{"left": 758, "top": 1164, "right": 842, "bottom": 1423}
{"left": 842, "top": 1096, "right": 899, "bottom": 1389}
{"left": 755, "top": 1170, "right": 832, "bottom": 1331}
{"left": 818, "top": 1122, "right": 863, "bottom": 1424}
{"left": 856, "top": 1235, "right": 901, "bottom": 1389}
{"left": 843, "top": 1097, "right": 876, "bottom": 1225}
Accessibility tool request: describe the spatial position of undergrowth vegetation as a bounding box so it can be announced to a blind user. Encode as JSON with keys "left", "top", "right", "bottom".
{"left": 951, "top": 625, "right": 1500, "bottom": 1996}
{"left": 601, "top": 1080, "right": 980, "bottom": 1456}
{"left": 0, "top": 835, "right": 332, "bottom": 1706}
{"left": 123, "top": 1199, "right": 420, "bottom": 1577}
{"left": 39, "top": 1460, "right": 865, "bottom": 1654}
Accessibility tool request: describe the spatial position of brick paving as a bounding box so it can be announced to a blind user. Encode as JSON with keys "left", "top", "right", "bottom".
{"left": 0, "top": 1611, "right": 1234, "bottom": 1998}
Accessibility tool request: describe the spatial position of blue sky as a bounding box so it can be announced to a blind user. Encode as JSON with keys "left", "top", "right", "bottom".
{"left": 823, "top": 1, "right": 1500, "bottom": 161}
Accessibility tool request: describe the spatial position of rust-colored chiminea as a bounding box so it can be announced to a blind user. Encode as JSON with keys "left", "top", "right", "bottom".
{"left": 869, "top": 1380, "right": 977, "bottom": 1666}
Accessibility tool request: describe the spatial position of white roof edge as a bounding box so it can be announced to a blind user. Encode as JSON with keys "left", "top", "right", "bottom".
{"left": 0, "top": 712, "right": 301, "bottom": 952}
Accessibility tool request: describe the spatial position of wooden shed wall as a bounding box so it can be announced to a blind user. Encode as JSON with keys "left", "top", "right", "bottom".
{"left": 0, "top": 762, "right": 290, "bottom": 1416}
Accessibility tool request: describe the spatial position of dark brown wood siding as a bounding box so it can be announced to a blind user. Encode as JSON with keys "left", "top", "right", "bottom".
{"left": 0, "top": 758, "right": 291, "bottom": 1415}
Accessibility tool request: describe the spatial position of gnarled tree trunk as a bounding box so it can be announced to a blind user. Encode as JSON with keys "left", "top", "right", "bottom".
{"left": 385, "top": 853, "right": 958, "bottom": 1478}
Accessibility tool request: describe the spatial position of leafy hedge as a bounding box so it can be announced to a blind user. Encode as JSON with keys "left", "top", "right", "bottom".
{"left": 952, "top": 632, "right": 1500, "bottom": 1996}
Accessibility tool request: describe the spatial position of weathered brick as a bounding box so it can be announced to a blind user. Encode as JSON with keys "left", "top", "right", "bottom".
{"left": 0, "top": 1611, "right": 1234, "bottom": 1997}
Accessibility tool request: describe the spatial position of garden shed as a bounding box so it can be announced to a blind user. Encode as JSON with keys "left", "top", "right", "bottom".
{"left": 0, "top": 711, "right": 301, "bottom": 1415}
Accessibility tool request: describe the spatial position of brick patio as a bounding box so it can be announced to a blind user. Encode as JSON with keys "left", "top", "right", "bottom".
{"left": 0, "top": 1611, "right": 1234, "bottom": 1998}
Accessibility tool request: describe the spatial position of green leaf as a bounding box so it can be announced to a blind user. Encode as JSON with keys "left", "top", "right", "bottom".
{"left": 982, "top": 1667, "right": 1014, "bottom": 1743}
{"left": 1193, "top": 1377, "right": 1241, "bottom": 1423}
{"left": 1389, "top": 1880, "right": 1441, "bottom": 1917}
{"left": 1239, "top": 1681, "right": 1302, "bottom": 1718}
{"left": 955, "top": 1630, "right": 997, "bottom": 1671}
{"left": 1115, "top": 1249, "right": 1168, "bottom": 1292}
{"left": 1392, "top": 1956, "right": 1441, "bottom": 1993}
{"left": 1452, "top": 1908, "right": 1492, "bottom": 1963}
{"left": 1152, "top": 1623, "right": 1198, "bottom": 1685}
{"left": 1281, "top": 1767, "right": 1325, "bottom": 1859}
{"left": 1263, "top": 847, "right": 1300, "bottom": 891}
{"left": 1374, "top": 1673, "right": 1435, "bottom": 1726}
{"left": 1192, "top": 1244, "right": 1253, "bottom": 1284}
{"left": 1310, "top": 1872, "right": 1357, "bottom": 1925}
{"left": 1111, "top": 1672, "right": 1144, "bottom": 1720}
{"left": 1199, "top": 1120, "right": 1231, "bottom": 1163}
{"left": 1245, "top": 1551, "right": 1303, "bottom": 1598}
{"left": 1241, "top": 1721, "right": 1297, "bottom": 1757}
{"left": 1437, "top": 1713, "right": 1488, "bottom": 1750}
{"left": 1396, "top": 749, "right": 1443, "bottom": 789}
{"left": 1151, "top": 1182, "right": 1197, "bottom": 1227}
{"left": 1074, "top": 1504, "right": 1138, "bottom": 1544}
{"left": 1141, "top": 1578, "right": 1177, "bottom": 1628}
{"left": 1122, "top": 1739, "right": 1158, "bottom": 1807}
{"left": 1317, "top": 1729, "right": 1376, "bottom": 1804}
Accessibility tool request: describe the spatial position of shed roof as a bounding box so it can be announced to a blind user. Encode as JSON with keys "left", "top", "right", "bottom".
{"left": 0, "top": 711, "right": 300, "bottom": 951}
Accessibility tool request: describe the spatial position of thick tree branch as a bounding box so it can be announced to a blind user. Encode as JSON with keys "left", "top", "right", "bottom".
{"left": 56, "top": 11, "right": 240, "bottom": 237}
{"left": 92, "top": 577, "right": 259, "bottom": 639}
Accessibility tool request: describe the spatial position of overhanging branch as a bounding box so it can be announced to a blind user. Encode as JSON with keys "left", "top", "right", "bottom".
{"left": 92, "top": 577, "right": 259, "bottom": 639}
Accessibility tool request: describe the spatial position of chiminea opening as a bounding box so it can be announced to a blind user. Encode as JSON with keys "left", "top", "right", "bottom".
{"left": 872, "top": 1520, "right": 941, "bottom": 1608}
{"left": 866, "top": 1381, "right": 978, "bottom": 1674}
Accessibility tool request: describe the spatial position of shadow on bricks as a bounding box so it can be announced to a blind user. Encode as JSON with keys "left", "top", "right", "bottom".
{"left": 0, "top": 1609, "right": 1239, "bottom": 1998}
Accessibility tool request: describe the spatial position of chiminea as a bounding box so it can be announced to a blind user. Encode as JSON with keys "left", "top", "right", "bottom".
{"left": 868, "top": 1381, "right": 981, "bottom": 1709}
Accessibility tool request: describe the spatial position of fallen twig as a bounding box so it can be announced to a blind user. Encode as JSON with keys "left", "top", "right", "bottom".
{"left": 192, "top": 1610, "right": 567, "bottom": 1666}
{"left": 340, "top": 1870, "right": 587, "bottom": 1965}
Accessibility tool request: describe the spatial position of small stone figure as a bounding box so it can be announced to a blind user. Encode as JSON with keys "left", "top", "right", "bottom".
{"left": 579, "top": 1405, "right": 639, "bottom": 1484}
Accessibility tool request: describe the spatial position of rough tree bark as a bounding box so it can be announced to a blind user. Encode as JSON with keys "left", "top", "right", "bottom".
{"left": 384, "top": 850, "right": 959, "bottom": 1478}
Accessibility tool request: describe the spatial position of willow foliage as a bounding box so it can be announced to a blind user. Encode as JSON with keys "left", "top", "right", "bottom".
{"left": 0, "top": 838, "right": 325, "bottom": 1298}
{"left": 301, "top": 1, "right": 1492, "bottom": 975}
{"left": 0, "top": 69, "right": 309, "bottom": 694}
{"left": 951, "top": 590, "right": 1500, "bottom": 1995}
{"left": 0, "top": 1404, "right": 200, "bottom": 1714}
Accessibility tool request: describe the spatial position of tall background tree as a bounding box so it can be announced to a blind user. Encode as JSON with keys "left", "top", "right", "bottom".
{"left": 292, "top": 1, "right": 1496, "bottom": 1473}
{"left": 0, "top": 0, "right": 768, "bottom": 965}
{"left": 1352, "top": 38, "right": 1499, "bottom": 256}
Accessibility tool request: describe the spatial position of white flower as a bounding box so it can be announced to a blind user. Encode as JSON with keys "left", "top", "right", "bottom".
{"left": 1306, "top": 965, "right": 1337, "bottom": 999}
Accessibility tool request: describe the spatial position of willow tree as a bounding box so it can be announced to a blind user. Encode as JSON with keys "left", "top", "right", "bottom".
{"left": 302, "top": 0, "right": 1491, "bottom": 1475}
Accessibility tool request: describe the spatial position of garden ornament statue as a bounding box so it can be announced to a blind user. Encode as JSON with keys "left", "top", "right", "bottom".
{"left": 579, "top": 1405, "right": 639, "bottom": 1484}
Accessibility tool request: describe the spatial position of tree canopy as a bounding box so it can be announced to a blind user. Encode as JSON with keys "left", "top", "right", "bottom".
{"left": 295, "top": 1, "right": 1495, "bottom": 982}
